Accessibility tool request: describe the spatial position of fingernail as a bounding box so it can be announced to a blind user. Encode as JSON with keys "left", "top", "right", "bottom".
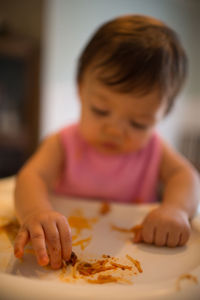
{"left": 39, "top": 256, "right": 49, "bottom": 266}
{"left": 14, "top": 250, "right": 21, "bottom": 257}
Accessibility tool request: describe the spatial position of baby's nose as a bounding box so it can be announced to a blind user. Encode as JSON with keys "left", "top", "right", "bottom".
{"left": 103, "top": 121, "right": 125, "bottom": 138}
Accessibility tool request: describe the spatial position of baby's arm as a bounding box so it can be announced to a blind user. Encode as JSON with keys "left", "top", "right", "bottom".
{"left": 135, "top": 139, "right": 200, "bottom": 247}
{"left": 14, "top": 134, "right": 72, "bottom": 269}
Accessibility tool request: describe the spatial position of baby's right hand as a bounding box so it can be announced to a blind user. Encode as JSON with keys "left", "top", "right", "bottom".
{"left": 14, "top": 210, "right": 72, "bottom": 269}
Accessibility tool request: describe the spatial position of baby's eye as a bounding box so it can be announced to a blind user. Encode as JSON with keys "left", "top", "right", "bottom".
{"left": 90, "top": 106, "right": 110, "bottom": 116}
{"left": 130, "top": 120, "right": 148, "bottom": 130}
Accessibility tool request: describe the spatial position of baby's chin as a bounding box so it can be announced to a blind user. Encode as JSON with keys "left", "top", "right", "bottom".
{"left": 88, "top": 141, "right": 142, "bottom": 156}
{"left": 81, "top": 132, "right": 148, "bottom": 155}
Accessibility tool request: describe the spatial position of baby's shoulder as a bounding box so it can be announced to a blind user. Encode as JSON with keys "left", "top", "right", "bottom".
{"left": 58, "top": 122, "right": 79, "bottom": 136}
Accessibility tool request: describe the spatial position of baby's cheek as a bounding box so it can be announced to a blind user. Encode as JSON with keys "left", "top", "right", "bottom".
{"left": 79, "top": 120, "right": 93, "bottom": 140}
{"left": 127, "top": 133, "right": 150, "bottom": 151}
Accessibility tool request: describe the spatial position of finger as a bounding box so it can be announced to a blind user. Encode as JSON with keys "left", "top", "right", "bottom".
{"left": 29, "top": 225, "right": 49, "bottom": 266}
{"left": 14, "top": 228, "right": 29, "bottom": 258}
{"left": 133, "top": 228, "right": 143, "bottom": 243}
{"left": 179, "top": 222, "right": 191, "bottom": 246}
{"left": 142, "top": 224, "right": 156, "bottom": 244}
{"left": 56, "top": 217, "right": 72, "bottom": 261}
{"left": 178, "top": 230, "right": 190, "bottom": 246}
{"left": 154, "top": 228, "right": 168, "bottom": 247}
{"left": 44, "top": 223, "right": 62, "bottom": 269}
{"left": 165, "top": 232, "right": 169, "bottom": 246}
{"left": 167, "top": 231, "right": 180, "bottom": 247}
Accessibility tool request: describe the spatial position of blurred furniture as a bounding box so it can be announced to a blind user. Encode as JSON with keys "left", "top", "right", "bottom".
{"left": 0, "top": 32, "right": 40, "bottom": 178}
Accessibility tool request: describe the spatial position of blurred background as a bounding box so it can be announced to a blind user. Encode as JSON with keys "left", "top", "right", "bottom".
{"left": 0, "top": 0, "right": 199, "bottom": 178}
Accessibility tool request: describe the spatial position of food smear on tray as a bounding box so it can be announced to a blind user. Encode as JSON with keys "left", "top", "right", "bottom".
{"left": 60, "top": 252, "right": 143, "bottom": 284}
{"left": 176, "top": 273, "right": 198, "bottom": 291}
{"left": 68, "top": 209, "right": 98, "bottom": 250}
{"left": 68, "top": 209, "right": 98, "bottom": 234}
{"left": 0, "top": 218, "right": 19, "bottom": 243}
{"left": 72, "top": 236, "right": 92, "bottom": 250}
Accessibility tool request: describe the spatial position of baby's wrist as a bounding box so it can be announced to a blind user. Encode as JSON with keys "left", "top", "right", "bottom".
{"left": 160, "top": 203, "right": 189, "bottom": 219}
{"left": 20, "top": 208, "right": 54, "bottom": 223}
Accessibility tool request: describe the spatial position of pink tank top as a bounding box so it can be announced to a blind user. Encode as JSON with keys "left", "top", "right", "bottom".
{"left": 55, "top": 123, "right": 162, "bottom": 204}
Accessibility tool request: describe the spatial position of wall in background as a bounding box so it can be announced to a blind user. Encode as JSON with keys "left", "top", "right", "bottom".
{"left": 40, "top": 0, "right": 200, "bottom": 148}
{"left": 0, "top": 0, "right": 44, "bottom": 42}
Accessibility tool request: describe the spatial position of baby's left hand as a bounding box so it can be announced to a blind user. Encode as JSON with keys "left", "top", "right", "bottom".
{"left": 134, "top": 205, "right": 191, "bottom": 247}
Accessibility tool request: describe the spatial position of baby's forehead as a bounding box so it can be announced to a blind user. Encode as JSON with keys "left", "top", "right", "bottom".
{"left": 85, "top": 69, "right": 162, "bottom": 101}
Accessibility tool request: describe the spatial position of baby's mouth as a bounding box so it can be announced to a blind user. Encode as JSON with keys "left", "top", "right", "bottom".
{"left": 101, "top": 141, "right": 119, "bottom": 151}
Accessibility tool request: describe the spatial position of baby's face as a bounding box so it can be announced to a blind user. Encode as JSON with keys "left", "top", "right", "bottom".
{"left": 78, "top": 70, "right": 167, "bottom": 155}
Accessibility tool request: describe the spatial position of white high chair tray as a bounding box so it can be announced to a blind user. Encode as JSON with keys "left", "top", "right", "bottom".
{"left": 0, "top": 177, "right": 200, "bottom": 300}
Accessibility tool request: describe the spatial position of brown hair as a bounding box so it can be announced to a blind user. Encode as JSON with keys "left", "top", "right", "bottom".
{"left": 76, "top": 15, "right": 188, "bottom": 113}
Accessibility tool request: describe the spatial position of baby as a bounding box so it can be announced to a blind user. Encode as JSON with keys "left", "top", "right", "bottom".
{"left": 14, "top": 15, "right": 200, "bottom": 270}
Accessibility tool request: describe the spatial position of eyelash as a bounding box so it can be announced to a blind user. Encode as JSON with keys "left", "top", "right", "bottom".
{"left": 91, "top": 106, "right": 110, "bottom": 116}
{"left": 130, "top": 121, "right": 148, "bottom": 130}
{"left": 91, "top": 106, "right": 148, "bottom": 130}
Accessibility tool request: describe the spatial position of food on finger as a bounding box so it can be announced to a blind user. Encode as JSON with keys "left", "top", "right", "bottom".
{"left": 65, "top": 251, "right": 78, "bottom": 266}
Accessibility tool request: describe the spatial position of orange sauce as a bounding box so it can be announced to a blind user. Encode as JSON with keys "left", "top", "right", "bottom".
{"left": 72, "top": 237, "right": 92, "bottom": 250}
{"left": 126, "top": 254, "right": 143, "bottom": 273}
